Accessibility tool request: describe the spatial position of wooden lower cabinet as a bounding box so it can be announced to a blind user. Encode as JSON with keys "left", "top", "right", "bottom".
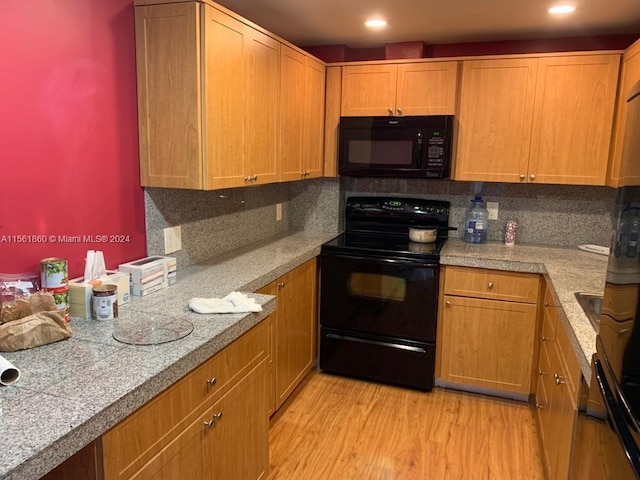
{"left": 101, "top": 321, "right": 269, "bottom": 480}
{"left": 438, "top": 266, "right": 540, "bottom": 396}
{"left": 535, "top": 282, "right": 581, "bottom": 480}
{"left": 439, "top": 295, "right": 537, "bottom": 394}
{"left": 258, "top": 258, "right": 317, "bottom": 412}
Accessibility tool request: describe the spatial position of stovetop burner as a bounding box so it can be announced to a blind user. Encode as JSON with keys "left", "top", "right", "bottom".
{"left": 322, "top": 232, "right": 447, "bottom": 261}
{"left": 322, "top": 196, "right": 452, "bottom": 262}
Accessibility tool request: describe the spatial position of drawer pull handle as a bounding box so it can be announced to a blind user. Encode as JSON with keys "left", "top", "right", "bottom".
{"left": 278, "top": 282, "right": 285, "bottom": 288}
{"left": 530, "top": 174, "right": 536, "bottom": 181}
{"left": 445, "top": 301, "right": 451, "bottom": 307}
{"left": 539, "top": 370, "right": 547, "bottom": 376}
{"left": 487, "top": 282, "right": 494, "bottom": 289}
{"left": 619, "top": 329, "right": 631, "bottom": 335}
{"left": 544, "top": 302, "right": 550, "bottom": 307}
{"left": 520, "top": 174, "right": 526, "bottom": 180}
{"left": 203, "top": 412, "right": 223, "bottom": 428}
{"left": 542, "top": 336, "right": 548, "bottom": 341}
{"left": 388, "top": 107, "right": 393, "bottom": 115}
{"left": 206, "top": 377, "right": 217, "bottom": 386}
{"left": 536, "top": 403, "right": 544, "bottom": 409}
{"left": 554, "top": 373, "right": 565, "bottom": 386}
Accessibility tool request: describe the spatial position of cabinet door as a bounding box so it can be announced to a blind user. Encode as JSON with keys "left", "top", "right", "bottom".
{"left": 395, "top": 62, "right": 458, "bottom": 115}
{"left": 341, "top": 65, "right": 398, "bottom": 116}
{"left": 303, "top": 57, "right": 326, "bottom": 178}
{"left": 276, "top": 259, "right": 317, "bottom": 408}
{"left": 202, "top": 362, "right": 268, "bottom": 480}
{"left": 244, "top": 28, "right": 280, "bottom": 185}
{"left": 136, "top": 2, "right": 203, "bottom": 189}
{"left": 279, "top": 45, "right": 306, "bottom": 182}
{"left": 528, "top": 55, "right": 619, "bottom": 185}
{"left": 256, "top": 281, "right": 278, "bottom": 417}
{"left": 439, "top": 295, "right": 537, "bottom": 394}
{"left": 203, "top": 6, "right": 247, "bottom": 189}
{"left": 608, "top": 40, "right": 640, "bottom": 187}
{"left": 455, "top": 58, "right": 537, "bottom": 182}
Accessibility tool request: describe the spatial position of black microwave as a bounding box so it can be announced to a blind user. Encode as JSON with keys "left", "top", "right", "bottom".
{"left": 338, "top": 115, "right": 454, "bottom": 178}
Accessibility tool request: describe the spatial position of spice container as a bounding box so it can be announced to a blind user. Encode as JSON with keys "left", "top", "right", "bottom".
{"left": 92, "top": 284, "right": 118, "bottom": 320}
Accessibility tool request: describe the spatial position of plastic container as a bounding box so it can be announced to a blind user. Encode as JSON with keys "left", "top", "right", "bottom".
{"left": 463, "top": 195, "right": 489, "bottom": 244}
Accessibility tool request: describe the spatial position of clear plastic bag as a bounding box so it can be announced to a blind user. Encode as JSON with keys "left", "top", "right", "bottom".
{"left": 0, "top": 272, "right": 41, "bottom": 324}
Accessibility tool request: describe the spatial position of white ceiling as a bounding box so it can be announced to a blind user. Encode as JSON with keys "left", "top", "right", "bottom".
{"left": 214, "top": 0, "right": 640, "bottom": 48}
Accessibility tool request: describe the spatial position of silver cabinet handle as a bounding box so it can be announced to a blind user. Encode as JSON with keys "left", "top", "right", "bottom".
{"left": 544, "top": 302, "right": 550, "bottom": 307}
{"left": 619, "top": 328, "right": 631, "bottom": 335}
{"left": 542, "top": 336, "right": 548, "bottom": 341}
{"left": 203, "top": 412, "right": 223, "bottom": 428}
{"left": 206, "top": 377, "right": 217, "bottom": 386}
{"left": 487, "top": 281, "right": 494, "bottom": 289}
{"left": 539, "top": 370, "right": 547, "bottom": 376}
{"left": 445, "top": 300, "right": 451, "bottom": 307}
{"left": 397, "top": 107, "right": 403, "bottom": 115}
{"left": 554, "top": 373, "right": 565, "bottom": 385}
{"left": 388, "top": 107, "right": 393, "bottom": 115}
{"left": 536, "top": 403, "right": 544, "bottom": 409}
{"left": 244, "top": 176, "right": 250, "bottom": 182}
{"left": 278, "top": 282, "right": 285, "bottom": 288}
{"left": 520, "top": 174, "right": 526, "bottom": 180}
{"left": 530, "top": 174, "right": 536, "bottom": 181}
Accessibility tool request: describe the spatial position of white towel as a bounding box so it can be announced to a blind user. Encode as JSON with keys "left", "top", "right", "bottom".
{"left": 189, "top": 292, "right": 263, "bottom": 314}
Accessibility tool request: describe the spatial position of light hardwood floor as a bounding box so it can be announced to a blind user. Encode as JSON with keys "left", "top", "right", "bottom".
{"left": 268, "top": 371, "right": 545, "bottom": 480}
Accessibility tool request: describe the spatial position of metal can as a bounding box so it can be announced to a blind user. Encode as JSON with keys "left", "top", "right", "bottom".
{"left": 92, "top": 285, "right": 118, "bottom": 320}
{"left": 504, "top": 220, "right": 518, "bottom": 246}
{"left": 47, "top": 286, "right": 71, "bottom": 322}
{"left": 40, "top": 257, "right": 68, "bottom": 290}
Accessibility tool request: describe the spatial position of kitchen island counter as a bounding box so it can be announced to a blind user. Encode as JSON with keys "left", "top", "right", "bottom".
{"left": 0, "top": 231, "right": 336, "bottom": 480}
{"left": 441, "top": 239, "right": 609, "bottom": 387}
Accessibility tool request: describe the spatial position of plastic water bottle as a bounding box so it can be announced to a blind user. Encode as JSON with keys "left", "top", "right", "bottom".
{"left": 463, "top": 195, "right": 489, "bottom": 244}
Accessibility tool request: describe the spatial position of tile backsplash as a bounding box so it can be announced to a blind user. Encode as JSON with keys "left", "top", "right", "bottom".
{"left": 146, "top": 177, "right": 616, "bottom": 268}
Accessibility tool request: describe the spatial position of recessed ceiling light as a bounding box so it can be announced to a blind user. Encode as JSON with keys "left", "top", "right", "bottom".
{"left": 548, "top": 4, "right": 576, "bottom": 14}
{"left": 365, "top": 19, "right": 387, "bottom": 29}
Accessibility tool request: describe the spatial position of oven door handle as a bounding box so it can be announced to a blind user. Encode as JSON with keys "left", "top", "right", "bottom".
{"left": 593, "top": 358, "right": 640, "bottom": 476}
{"left": 321, "top": 252, "right": 439, "bottom": 268}
{"left": 326, "top": 332, "right": 427, "bottom": 353}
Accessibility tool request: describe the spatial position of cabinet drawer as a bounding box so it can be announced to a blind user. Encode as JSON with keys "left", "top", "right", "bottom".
{"left": 554, "top": 315, "right": 581, "bottom": 403}
{"left": 102, "top": 320, "right": 269, "bottom": 480}
{"left": 444, "top": 266, "right": 540, "bottom": 303}
{"left": 541, "top": 284, "right": 560, "bottom": 342}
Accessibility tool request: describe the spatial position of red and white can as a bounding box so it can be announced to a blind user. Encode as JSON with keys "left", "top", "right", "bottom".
{"left": 504, "top": 220, "right": 518, "bottom": 246}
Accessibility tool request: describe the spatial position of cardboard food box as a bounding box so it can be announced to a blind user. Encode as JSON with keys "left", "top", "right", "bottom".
{"left": 69, "top": 271, "right": 130, "bottom": 319}
{"left": 119, "top": 256, "right": 177, "bottom": 296}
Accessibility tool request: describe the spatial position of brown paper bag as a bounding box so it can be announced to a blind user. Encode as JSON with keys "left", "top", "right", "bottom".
{"left": 0, "top": 310, "right": 72, "bottom": 352}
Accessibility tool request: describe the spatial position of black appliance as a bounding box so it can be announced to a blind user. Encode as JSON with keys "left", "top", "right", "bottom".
{"left": 319, "top": 196, "right": 452, "bottom": 391}
{"left": 570, "top": 79, "right": 640, "bottom": 478}
{"left": 338, "top": 115, "right": 453, "bottom": 178}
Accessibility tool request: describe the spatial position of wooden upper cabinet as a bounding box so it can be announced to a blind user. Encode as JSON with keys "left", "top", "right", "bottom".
{"left": 528, "top": 54, "right": 620, "bottom": 185}
{"left": 303, "top": 57, "right": 326, "bottom": 178}
{"left": 279, "top": 45, "right": 306, "bottom": 182}
{"left": 341, "top": 64, "right": 397, "bottom": 116}
{"left": 136, "top": 2, "right": 203, "bottom": 189}
{"left": 608, "top": 39, "right": 640, "bottom": 187}
{"left": 341, "top": 62, "right": 458, "bottom": 117}
{"left": 280, "top": 49, "right": 326, "bottom": 181}
{"left": 456, "top": 53, "right": 620, "bottom": 185}
{"left": 203, "top": 5, "right": 246, "bottom": 189}
{"left": 244, "top": 28, "right": 280, "bottom": 186}
{"left": 395, "top": 62, "right": 458, "bottom": 115}
{"left": 455, "top": 58, "right": 539, "bottom": 183}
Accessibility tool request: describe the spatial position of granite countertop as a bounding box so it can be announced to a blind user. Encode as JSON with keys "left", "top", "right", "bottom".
{"left": 0, "top": 231, "right": 337, "bottom": 480}
{"left": 0, "top": 231, "right": 607, "bottom": 480}
{"left": 441, "top": 238, "right": 609, "bottom": 386}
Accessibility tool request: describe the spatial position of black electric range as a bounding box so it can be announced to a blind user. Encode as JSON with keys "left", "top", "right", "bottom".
{"left": 319, "top": 196, "right": 452, "bottom": 391}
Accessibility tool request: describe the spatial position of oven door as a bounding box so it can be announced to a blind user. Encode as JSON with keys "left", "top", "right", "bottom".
{"left": 319, "top": 251, "right": 439, "bottom": 342}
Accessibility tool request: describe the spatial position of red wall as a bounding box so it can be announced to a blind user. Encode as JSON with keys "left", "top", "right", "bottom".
{"left": 0, "top": 0, "right": 146, "bottom": 279}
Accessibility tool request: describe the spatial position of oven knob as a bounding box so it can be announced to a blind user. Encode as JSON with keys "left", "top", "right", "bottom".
{"left": 436, "top": 207, "right": 445, "bottom": 215}
{"left": 425, "top": 206, "right": 434, "bottom": 214}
